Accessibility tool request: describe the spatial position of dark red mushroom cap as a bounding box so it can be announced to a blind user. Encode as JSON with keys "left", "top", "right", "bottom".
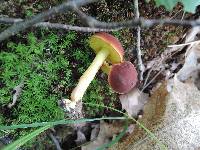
{"left": 108, "top": 61, "right": 138, "bottom": 94}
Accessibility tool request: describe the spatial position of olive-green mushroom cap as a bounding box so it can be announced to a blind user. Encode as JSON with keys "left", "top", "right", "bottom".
{"left": 89, "top": 32, "right": 124, "bottom": 64}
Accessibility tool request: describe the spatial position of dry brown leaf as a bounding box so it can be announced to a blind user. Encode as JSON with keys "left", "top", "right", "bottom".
{"left": 90, "top": 124, "right": 100, "bottom": 141}
{"left": 112, "top": 76, "right": 200, "bottom": 150}
{"left": 119, "top": 88, "right": 148, "bottom": 117}
{"left": 82, "top": 121, "right": 124, "bottom": 150}
{"left": 110, "top": 82, "right": 168, "bottom": 150}
{"left": 75, "top": 130, "right": 87, "bottom": 146}
{"left": 110, "top": 30, "right": 200, "bottom": 150}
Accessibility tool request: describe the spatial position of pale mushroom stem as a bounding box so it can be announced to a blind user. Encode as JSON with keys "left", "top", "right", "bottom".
{"left": 71, "top": 48, "right": 109, "bottom": 102}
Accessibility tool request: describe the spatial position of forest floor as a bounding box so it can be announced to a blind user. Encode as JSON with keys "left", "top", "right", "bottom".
{"left": 0, "top": 0, "right": 197, "bottom": 149}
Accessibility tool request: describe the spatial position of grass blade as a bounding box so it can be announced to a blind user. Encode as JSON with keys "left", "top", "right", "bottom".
{"left": 2, "top": 125, "right": 50, "bottom": 150}
{"left": 0, "top": 117, "right": 126, "bottom": 130}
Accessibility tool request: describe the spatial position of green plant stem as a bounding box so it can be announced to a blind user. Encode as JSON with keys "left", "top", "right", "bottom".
{"left": 2, "top": 125, "right": 50, "bottom": 150}
{"left": 1, "top": 117, "right": 126, "bottom": 150}
{"left": 1, "top": 103, "right": 167, "bottom": 149}
{"left": 0, "top": 117, "right": 125, "bottom": 130}
{"left": 71, "top": 48, "right": 109, "bottom": 102}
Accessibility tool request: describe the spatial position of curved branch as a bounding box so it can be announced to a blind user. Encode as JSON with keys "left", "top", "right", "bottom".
{"left": 0, "top": 0, "right": 96, "bottom": 42}
{"left": 0, "top": 17, "right": 118, "bottom": 32}
{"left": 1, "top": 8, "right": 200, "bottom": 41}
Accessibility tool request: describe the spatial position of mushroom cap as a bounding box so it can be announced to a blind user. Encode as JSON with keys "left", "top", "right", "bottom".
{"left": 89, "top": 32, "right": 124, "bottom": 64}
{"left": 108, "top": 61, "right": 138, "bottom": 94}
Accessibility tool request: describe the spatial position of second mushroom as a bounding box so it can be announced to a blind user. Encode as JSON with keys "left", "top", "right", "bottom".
{"left": 103, "top": 61, "right": 138, "bottom": 94}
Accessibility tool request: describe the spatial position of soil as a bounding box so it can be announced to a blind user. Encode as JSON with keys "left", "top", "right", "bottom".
{"left": 0, "top": 0, "right": 197, "bottom": 149}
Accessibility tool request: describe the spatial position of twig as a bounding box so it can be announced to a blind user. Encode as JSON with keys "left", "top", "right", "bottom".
{"left": 168, "top": 40, "right": 200, "bottom": 48}
{"left": 134, "top": 0, "right": 145, "bottom": 81}
{"left": 8, "top": 82, "right": 24, "bottom": 108}
{"left": 36, "top": 22, "right": 118, "bottom": 32}
{"left": 2, "top": 16, "right": 200, "bottom": 41}
{"left": 181, "top": 11, "right": 186, "bottom": 20}
{"left": 142, "top": 24, "right": 200, "bottom": 90}
{"left": 67, "top": 10, "right": 200, "bottom": 31}
{"left": 0, "top": 17, "right": 23, "bottom": 23}
{"left": 142, "top": 46, "right": 182, "bottom": 89}
{"left": 49, "top": 133, "right": 62, "bottom": 150}
{"left": 143, "top": 66, "right": 154, "bottom": 89}
{"left": 1, "top": 0, "right": 200, "bottom": 42}
{"left": 88, "top": 18, "right": 200, "bottom": 29}
{"left": 170, "top": 9, "right": 183, "bottom": 19}
{"left": 72, "top": 5, "right": 100, "bottom": 27}
{"left": 142, "top": 24, "right": 200, "bottom": 89}
{"left": 0, "top": 17, "right": 118, "bottom": 32}
{"left": 141, "top": 69, "right": 164, "bottom": 92}
{"left": 0, "top": 0, "right": 96, "bottom": 42}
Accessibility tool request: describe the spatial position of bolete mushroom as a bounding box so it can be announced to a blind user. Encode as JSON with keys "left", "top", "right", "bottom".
{"left": 70, "top": 32, "right": 124, "bottom": 104}
{"left": 103, "top": 61, "right": 138, "bottom": 94}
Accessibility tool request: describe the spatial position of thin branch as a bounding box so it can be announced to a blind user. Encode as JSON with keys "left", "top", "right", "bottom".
{"left": 0, "top": 0, "right": 96, "bottom": 42}
{"left": 142, "top": 24, "right": 200, "bottom": 90}
{"left": 89, "top": 18, "right": 200, "bottom": 29}
{"left": 134, "top": 0, "right": 145, "bottom": 81}
{"left": 170, "top": 9, "right": 183, "bottom": 19}
{"left": 36, "top": 22, "right": 118, "bottom": 32}
{"left": 141, "top": 69, "right": 164, "bottom": 92}
{"left": 168, "top": 40, "right": 200, "bottom": 48}
{"left": 70, "top": 6, "right": 200, "bottom": 30}
{"left": 142, "top": 46, "right": 181, "bottom": 89}
{"left": 0, "top": 17, "right": 23, "bottom": 23}
{"left": 142, "top": 45, "right": 183, "bottom": 89}
{"left": 181, "top": 11, "right": 186, "bottom": 20}
{"left": 0, "top": 17, "right": 118, "bottom": 32}
{"left": 67, "top": 6, "right": 200, "bottom": 30}
{"left": 49, "top": 133, "right": 62, "bottom": 150}
{"left": 72, "top": 5, "right": 100, "bottom": 27}
{"left": 1, "top": 4, "right": 200, "bottom": 41}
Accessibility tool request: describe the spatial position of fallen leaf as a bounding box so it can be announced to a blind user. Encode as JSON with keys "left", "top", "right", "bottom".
{"left": 75, "top": 130, "right": 86, "bottom": 146}
{"left": 112, "top": 75, "right": 200, "bottom": 149}
{"left": 119, "top": 88, "right": 148, "bottom": 117}
{"left": 90, "top": 124, "right": 100, "bottom": 141}
{"left": 82, "top": 121, "right": 124, "bottom": 150}
{"left": 110, "top": 82, "right": 168, "bottom": 150}
{"left": 177, "top": 43, "right": 200, "bottom": 81}
{"left": 110, "top": 29, "right": 200, "bottom": 150}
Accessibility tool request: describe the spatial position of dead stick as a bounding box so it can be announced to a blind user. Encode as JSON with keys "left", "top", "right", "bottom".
{"left": 0, "top": 0, "right": 96, "bottom": 42}
{"left": 134, "top": 0, "right": 145, "bottom": 81}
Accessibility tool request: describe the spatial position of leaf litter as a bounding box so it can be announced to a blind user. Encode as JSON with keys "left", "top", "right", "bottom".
{"left": 119, "top": 88, "right": 148, "bottom": 117}
{"left": 110, "top": 34, "right": 200, "bottom": 149}
{"left": 81, "top": 25, "right": 200, "bottom": 150}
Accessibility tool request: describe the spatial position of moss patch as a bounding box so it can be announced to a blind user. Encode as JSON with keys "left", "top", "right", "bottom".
{"left": 0, "top": 31, "right": 117, "bottom": 147}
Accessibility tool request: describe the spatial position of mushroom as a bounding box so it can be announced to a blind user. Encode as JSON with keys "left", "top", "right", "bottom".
{"left": 102, "top": 61, "right": 138, "bottom": 94}
{"left": 69, "top": 32, "right": 124, "bottom": 107}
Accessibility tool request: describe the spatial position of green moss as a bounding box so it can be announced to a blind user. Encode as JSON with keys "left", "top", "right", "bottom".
{"left": 0, "top": 31, "right": 117, "bottom": 147}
